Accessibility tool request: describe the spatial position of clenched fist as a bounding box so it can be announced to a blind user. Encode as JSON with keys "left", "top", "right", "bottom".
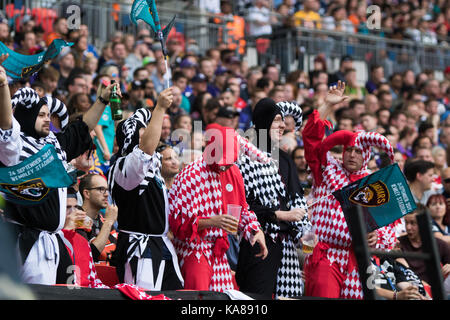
{"left": 156, "top": 87, "right": 174, "bottom": 110}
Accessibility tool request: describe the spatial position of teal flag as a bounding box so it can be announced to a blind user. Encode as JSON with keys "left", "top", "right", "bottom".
{"left": 130, "top": 0, "right": 176, "bottom": 57}
{"left": 130, "top": 0, "right": 157, "bottom": 31}
{"left": 0, "top": 144, "right": 74, "bottom": 206}
{"left": 333, "top": 163, "right": 417, "bottom": 232}
{"left": 0, "top": 39, "right": 73, "bottom": 80}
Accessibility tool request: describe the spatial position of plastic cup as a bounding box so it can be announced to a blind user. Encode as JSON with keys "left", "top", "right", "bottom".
{"left": 302, "top": 226, "right": 316, "bottom": 255}
{"left": 76, "top": 215, "right": 93, "bottom": 230}
{"left": 227, "top": 204, "right": 241, "bottom": 235}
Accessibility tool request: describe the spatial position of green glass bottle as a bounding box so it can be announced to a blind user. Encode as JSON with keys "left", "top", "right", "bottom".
{"left": 110, "top": 80, "right": 122, "bottom": 120}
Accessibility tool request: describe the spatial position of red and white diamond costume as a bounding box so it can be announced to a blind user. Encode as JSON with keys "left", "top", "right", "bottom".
{"left": 302, "top": 110, "right": 396, "bottom": 299}
{"left": 168, "top": 124, "right": 268, "bottom": 292}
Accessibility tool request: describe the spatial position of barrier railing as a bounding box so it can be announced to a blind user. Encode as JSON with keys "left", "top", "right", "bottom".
{"left": 0, "top": 0, "right": 448, "bottom": 77}
{"left": 245, "top": 27, "right": 450, "bottom": 78}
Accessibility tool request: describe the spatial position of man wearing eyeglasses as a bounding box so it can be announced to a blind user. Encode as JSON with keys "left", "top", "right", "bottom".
{"left": 78, "top": 173, "right": 118, "bottom": 264}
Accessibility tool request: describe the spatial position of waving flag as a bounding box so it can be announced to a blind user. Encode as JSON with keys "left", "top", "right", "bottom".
{"left": 0, "top": 144, "right": 74, "bottom": 206}
{"left": 0, "top": 39, "right": 73, "bottom": 80}
{"left": 333, "top": 163, "right": 417, "bottom": 232}
{"left": 130, "top": 0, "right": 176, "bottom": 88}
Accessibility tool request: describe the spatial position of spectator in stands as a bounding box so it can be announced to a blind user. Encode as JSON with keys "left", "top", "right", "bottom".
{"left": 344, "top": 68, "right": 367, "bottom": 100}
{"left": 293, "top": 0, "right": 321, "bottom": 29}
{"left": 0, "top": 21, "right": 9, "bottom": 42}
{"left": 329, "top": 55, "right": 353, "bottom": 85}
{"left": 151, "top": 56, "right": 170, "bottom": 94}
{"left": 38, "top": 65, "right": 60, "bottom": 98}
{"left": 360, "top": 112, "right": 378, "bottom": 132}
{"left": 125, "top": 80, "right": 146, "bottom": 111}
{"left": 0, "top": 56, "right": 118, "bottom": 285}
{"left": 93, "top": 92, "right": 116, "bottom": 171}
{"left": 66, "top": 74, "right": 88, "bottom": 103}
{"left": 158, "top": 143, "right": 181, "bottom": 190}
{"left": 366, "top": 65, "right": 385, "bottom": 94}
{"left": 124, "top": 39, "right": 150, "bottom": 76}
{"left": 399, "top": 204, "right": 450, "bottom": 286}
{"left": 45, "top": 17, "right": 68, "bottom": 46}
{"left": 15, "top": 31, "right": 37, "bottom": 55}
{"left": 439, "top": 124, "right": 450, "bottom": 149}
{"left": 262, "top": 63, "right": 280, "bottom": 83}
{"left": 108, "top": 42, "right": 127, "bottom": 70}
{"left": 247, "top": 0, "right": 274, "bottom": 37}
{"left": 322, "top": 5, "right": 355, "bottom": 33}
{"left": 67, "top": 93, "right": 92, "bottom": 117}
{"left": 78, "top": 174, "right": 118, "bottom": 264}
{"left": 390, "top": 109, "right": 408, "bottom": 133}
{"left": 108, "top": 92, "right": 184, "bottom": 291}
{"left": 415, "top": 147, "right": 434, "bottom": 163}
{"left": 375, "top": 109, "right": 390, "bottom": 127}
{"left": 378, "top": 90, "right": 394, "bottom": 111}
{"left": 189, "top": 73, "right": 208, "bottom": 106}
{"left": 426, "top": 194, "right": 450, "bottom": 245}
{"left": 160, "top": 114, "right": 172, "bottom": 146}
{"left": 201, "top": 97, "right": 221, "bottom": 130}
{"left": 169, "top": 123, "right": 268, "bottom": 292}
{"left": 166, "top": 85, "right": 185, "bottom": 123}
{"left": 404, "top": 160, "right": 437, "bottom": 205}
{"left": 214, "top": 106, "right": 239, "bottom": 128}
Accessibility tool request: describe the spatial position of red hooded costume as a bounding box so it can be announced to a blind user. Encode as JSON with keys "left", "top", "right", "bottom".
{"left": 168, "top": 124, "right": 268, "bottom": 291}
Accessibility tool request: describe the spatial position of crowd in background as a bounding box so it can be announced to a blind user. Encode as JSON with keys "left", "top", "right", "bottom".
{"left": 197, "top": 0, "right": 450, "bottom": 45}
{"left": 0, "top": 0, "right": 449, "bottom": 299}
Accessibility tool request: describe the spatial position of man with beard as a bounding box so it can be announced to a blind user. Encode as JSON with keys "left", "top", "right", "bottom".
{"left": 0, "top": 53, "right": 117, "bottom": 285}
{"left": 158, "top": 143, "right": 181, "bottom": 190}
{"left": 302, "top": 81, "right": 396, "bottom": 299}
{"left": 78, "top": 173, "right": 118, "bottom": 264}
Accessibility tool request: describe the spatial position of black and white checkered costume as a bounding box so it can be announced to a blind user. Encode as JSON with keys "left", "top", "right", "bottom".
{"left": 237, "top": 101, "right": 311, "bottom": 298}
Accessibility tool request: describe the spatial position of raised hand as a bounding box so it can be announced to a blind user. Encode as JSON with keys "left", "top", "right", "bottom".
{"left": 325, "top": 80, "right": 349, "bottom": 106}
{"left": 156, "top": 87, "right": 173, "bottom": 110}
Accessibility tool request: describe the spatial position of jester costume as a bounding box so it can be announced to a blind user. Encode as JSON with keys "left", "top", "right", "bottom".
{"left": 107, "top": 108, "right": 183, "bottom": 291}
{"left": 168, "top": 123, "right": 268, "bottom": 292}
{"left": 302, "top": 109, "right": 396, "bottom": 299}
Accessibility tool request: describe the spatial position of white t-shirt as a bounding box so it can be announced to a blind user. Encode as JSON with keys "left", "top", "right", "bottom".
{"left": 247, "top": 6, "right": 272, "bottom": 37}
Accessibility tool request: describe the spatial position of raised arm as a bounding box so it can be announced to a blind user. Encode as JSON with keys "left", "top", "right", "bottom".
{"left": 82, "top": 82, "right": 119, "bottom": 132}
{"left": 317, "top": 80, "right": 349, "bottom": 120}
{"left": 139, "top": 87, "right": 173, "bottom": 155}
{"left": 302, "top": 81, "right": 349, "bottom": 185}
{"left": 0, "top": 54, "right": 12, "bottom": 130}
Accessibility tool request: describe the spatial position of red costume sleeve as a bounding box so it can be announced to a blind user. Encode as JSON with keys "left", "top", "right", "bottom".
{"left": 302, "top": 109, "right": 333, "bottom": 186}
{"left": 168, "top": 164, "right": 206, "bottom": 243}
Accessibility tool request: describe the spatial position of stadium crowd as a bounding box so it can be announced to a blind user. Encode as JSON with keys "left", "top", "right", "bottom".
{"left": 0, "top": 0, "right": 449, "bottom": 300}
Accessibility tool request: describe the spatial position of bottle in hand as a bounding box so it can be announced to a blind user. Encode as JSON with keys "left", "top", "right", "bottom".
{"left": 110, "top": 80, "right": 122, "bottom": 120}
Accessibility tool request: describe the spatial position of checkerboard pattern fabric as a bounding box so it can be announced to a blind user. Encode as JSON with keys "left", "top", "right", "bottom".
{"left": 238, "top": 152, "right": 311, "bottom": 298}
{"left": 303, "top": 110, "right": 396, "bottom": 299}
{"left": 168, "top": 157, "right": 261, "bottom": 292}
